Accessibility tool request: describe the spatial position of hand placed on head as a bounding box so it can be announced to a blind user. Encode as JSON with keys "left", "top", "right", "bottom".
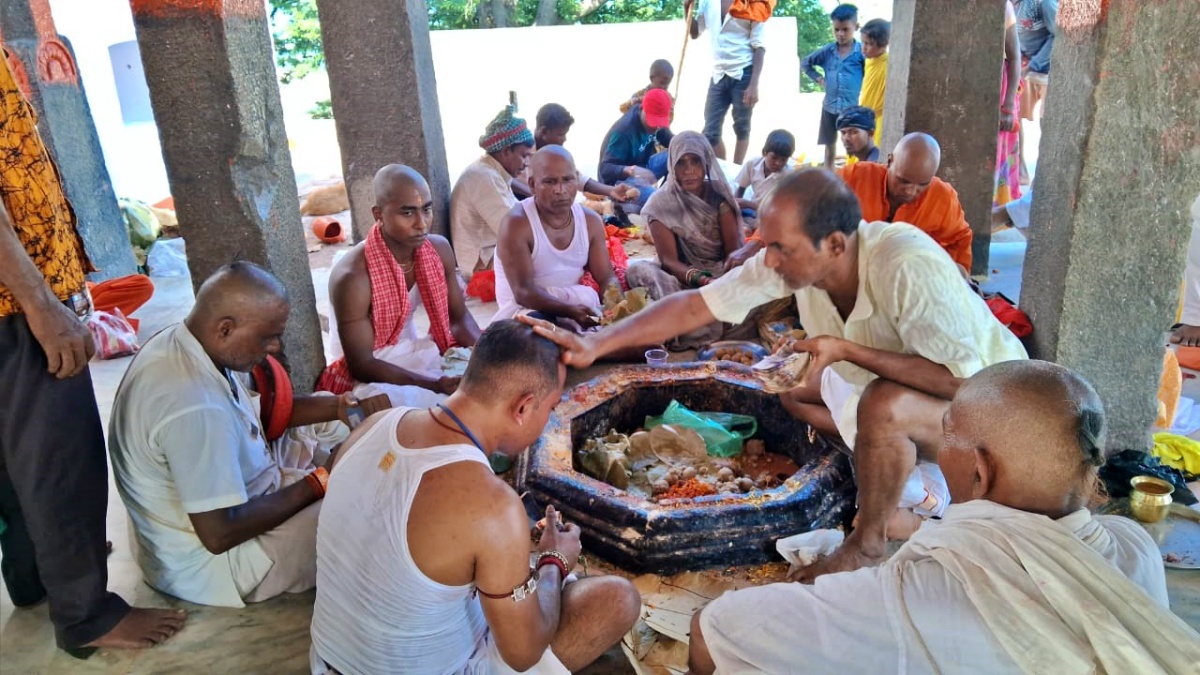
{"left": 518, "top": 312, "right": 600, "bottom": 369}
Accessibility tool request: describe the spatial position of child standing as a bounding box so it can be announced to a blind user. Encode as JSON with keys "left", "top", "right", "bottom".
{"left": 858, "top": 18, "right": 889, "bottom": 147}
{"left": 801, "top": 4, "right": 865, "bottom": 168}
{"left": 620, "top": 59, "right": 675, "bottom": 115}
{"left": 734, "top": 129, "right": 796, "bottom": 224}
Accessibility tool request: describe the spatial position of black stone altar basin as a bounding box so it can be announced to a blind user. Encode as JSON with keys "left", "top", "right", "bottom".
{"left": 523, "top": 363, "right": 856, "bottom": 574}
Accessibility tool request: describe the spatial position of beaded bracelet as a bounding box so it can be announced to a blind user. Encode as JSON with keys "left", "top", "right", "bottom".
{"left": 536, "top": 550, "right": 570, "bottom": 580}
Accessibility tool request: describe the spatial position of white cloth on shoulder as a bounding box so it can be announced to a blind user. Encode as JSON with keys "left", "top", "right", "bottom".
{"left": 700, "top": 500, "right": 1196, "bottom": 674}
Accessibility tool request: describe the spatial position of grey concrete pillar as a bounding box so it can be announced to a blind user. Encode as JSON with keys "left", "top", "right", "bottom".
{"left": 1, "top": 0, "right": 137, "bottom": 281}
{"left": 130, "top": 0, "right": 324, "bottom": 390}
{"left": 1020, "top": 0, "right": 1200, "bottom": 452}
{"left": 316, "top": 0, "right": 451, "bottom": 240}
{"left": 882, "top": 0, "right": 1004, "bottom": 275}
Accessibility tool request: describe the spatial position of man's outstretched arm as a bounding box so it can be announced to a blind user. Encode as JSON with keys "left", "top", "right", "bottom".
{"left": 524, "top": 291, "right": 715, "bottom": 368}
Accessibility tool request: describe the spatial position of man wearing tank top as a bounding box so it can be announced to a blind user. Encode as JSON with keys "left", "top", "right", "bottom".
{"left": 310, "top": 320, "right": 641, "bottom": 674}
{"left": 494, "top": 146, "right": 622, "bottom": 329}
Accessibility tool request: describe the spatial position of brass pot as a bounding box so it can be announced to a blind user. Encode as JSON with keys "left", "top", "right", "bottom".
{"left": 1129, "top": 476, "right": 1174, "bottom": 523}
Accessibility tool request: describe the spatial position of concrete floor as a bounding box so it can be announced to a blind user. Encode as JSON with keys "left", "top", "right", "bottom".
{"left": 2, "top": 234, "right": 1198, "bottom": 673}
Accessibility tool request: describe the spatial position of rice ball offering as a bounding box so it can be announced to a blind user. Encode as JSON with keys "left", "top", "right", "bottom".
{"left": 751, "top": 351, "right": 814, "bottom": 394}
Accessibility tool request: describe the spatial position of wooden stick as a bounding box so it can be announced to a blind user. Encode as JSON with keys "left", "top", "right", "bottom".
{"left": 674, "top": 4, "right": 694, "bottom": 102}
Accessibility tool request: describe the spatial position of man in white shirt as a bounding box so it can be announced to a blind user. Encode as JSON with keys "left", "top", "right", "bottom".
{"left": 688, "top": 360, "right": 1200, "bottom": 674}
{"left": 523, "top": 168, "right": 1027, "bottom": 580}
{"left": 109, "top": 262, "right": 351, "bottom": 607}
{"left": 686, "top": 0, "right": 767, "bottom": 164}
{"left": 450, "top": 105, "right": 536, "bottom": 280}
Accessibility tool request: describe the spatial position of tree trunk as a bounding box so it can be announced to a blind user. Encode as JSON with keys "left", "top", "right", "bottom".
{"left": 475, "top": 1, "right": 493, "bottom": 28}
{"left": 491, "top": 0, "right": 510, "bottom": 28}
{"left": 536, "top": 0, "right": 559, "bottom": 26}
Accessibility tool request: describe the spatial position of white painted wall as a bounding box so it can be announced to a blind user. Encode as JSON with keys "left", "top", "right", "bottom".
{"left": 47, "top": 0, "right": 850, "bottom": 201}
{"left": 49, "top": 0, "right": 171, "bottom": 202}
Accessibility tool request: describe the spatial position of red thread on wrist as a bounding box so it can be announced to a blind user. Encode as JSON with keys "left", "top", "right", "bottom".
{"left": 537, "top": 554, "right": 568, "bottom": 579}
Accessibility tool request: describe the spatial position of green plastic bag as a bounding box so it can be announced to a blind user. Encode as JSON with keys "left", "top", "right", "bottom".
{"left": 644, "top": 400, "right": 758, "bottom": 457}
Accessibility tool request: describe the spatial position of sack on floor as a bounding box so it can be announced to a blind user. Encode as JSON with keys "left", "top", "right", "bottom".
{"left": 645, "top": 400, "right": 757, "bottom": 458}
{"left": 87, "top": 309, "right": 139, "bottom": 359}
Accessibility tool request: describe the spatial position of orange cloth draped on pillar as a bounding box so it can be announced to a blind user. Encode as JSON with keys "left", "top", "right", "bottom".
{"left": 88, "top": 275, "right": 154, "bottom": 331}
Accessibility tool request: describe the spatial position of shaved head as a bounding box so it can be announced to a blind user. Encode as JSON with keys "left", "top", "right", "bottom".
{"left": 192, "top": 261, "right": 288, "bottom": 320}
{"left": 941, "top": 360, "right": 1106, "bottom": 516}
{"left": 373, "top": 164, "right": 428, "bottom": 208}
{"left": 529, "top": 145, "right": 578, "bottom": 212}
{"left": 186, "top": 262, "right": 290, "bottom": 371}
{"left": 887, "top": 133, "right": 941, "bottom": 204}
{"left": 892, "top": 133, "right": 941, "bottom": 174}
{"left": 529, "top": 145, "right": 576, "bottom": 181}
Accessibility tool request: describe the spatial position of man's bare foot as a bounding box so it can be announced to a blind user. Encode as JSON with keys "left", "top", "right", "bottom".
{"left": 788, "top": 533, "right": 886, "bottom": 584}
{"left": 1171, "top": 324, "right": 1200, "bottom": 348}
{"left": 885, "top": 508, "right": 923, "bottom": 540}
{"left": 84, "top": 608, "right": 188, "bottom": 649}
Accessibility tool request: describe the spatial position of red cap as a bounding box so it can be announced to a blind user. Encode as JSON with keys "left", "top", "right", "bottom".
{"left": 641, "top": 88, "right": 673, "bottom": 128}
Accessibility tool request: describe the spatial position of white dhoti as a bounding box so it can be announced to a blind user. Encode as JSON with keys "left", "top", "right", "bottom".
{"left": 351, "top": 337, "right": 448, "bottom": 410}
{"left": 699, "top": 502, "right": 1190, "bottom": 674}
{"left": 325, "top": 283, "right": 455, "bottom": 410}
{"left": 819, "top": 368, "right": 949, "bottom": 517}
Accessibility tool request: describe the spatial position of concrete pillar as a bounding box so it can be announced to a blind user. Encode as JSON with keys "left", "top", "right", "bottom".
{"left": 0, "top": 0, "right": 137, "bottom": 281}
{"left": 129, "top": 0, "right": 324, "bottom": 390}
{"left": 882, "top": 0, "right": 1004, "bottom": 275}
{"left": 1020, "top": 0, "right": 1200, "bottom": 451}
{"left": 315, "top": 0, "right": 451, "bottom": 240}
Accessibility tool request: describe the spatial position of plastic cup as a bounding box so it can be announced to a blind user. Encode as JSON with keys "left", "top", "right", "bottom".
{"left": 645, "top": 348, "right": 669, "bottom": 366}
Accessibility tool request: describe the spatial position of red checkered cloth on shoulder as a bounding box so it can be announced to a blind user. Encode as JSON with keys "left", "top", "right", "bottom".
{"left": 316, "top": 224, "right": 457, "bottom": 394}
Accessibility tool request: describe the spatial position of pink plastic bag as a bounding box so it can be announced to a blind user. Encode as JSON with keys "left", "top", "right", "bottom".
{"left": 87, "top": 309, "right": 139, "bottom": 359}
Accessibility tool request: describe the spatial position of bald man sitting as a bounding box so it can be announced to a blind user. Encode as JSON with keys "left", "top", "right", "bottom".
{"left": 319, "top": 165, "right": 480, "bottom": 409}
{"left": 842, "top": 133, "right": 973, "bottom": 270}
{"left": 109, "top": 262, "right": 353, "bottom": 608}
{"left": 494, "top": 146, "right": 620, "bottom": 329}
{"left": 525, "top": 169, "right": 1027, "bottom": 579}
{"left": 731, "top": 133, "right": 973, "bottom": 273}
{"left": 688, "top": 361, "right": 1200, "bottom": 674}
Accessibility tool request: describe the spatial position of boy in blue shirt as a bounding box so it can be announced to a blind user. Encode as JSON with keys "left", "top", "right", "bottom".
{"left": 801, "top": 4, "right": 865, "bottom": 168}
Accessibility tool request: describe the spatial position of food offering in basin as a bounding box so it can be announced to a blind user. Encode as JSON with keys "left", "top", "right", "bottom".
{"left": 698, "top": 340, "right": 769, "bottom": 366}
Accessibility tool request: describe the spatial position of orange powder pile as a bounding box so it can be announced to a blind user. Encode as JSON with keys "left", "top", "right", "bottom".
{"left": 660, "top": 478, "right": 718, "bottom": 500}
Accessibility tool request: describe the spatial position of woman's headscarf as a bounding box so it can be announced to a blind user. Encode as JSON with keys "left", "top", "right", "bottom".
{"left": 642, "top": 131, "right": 742, "bottom": 273}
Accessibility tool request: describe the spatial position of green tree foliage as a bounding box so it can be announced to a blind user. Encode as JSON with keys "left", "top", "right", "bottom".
{"left": 269, "top": 0, "right": 325, "bottom": 84}
{"left": 267, "top": 0, "right": 833, "bottom": 107}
